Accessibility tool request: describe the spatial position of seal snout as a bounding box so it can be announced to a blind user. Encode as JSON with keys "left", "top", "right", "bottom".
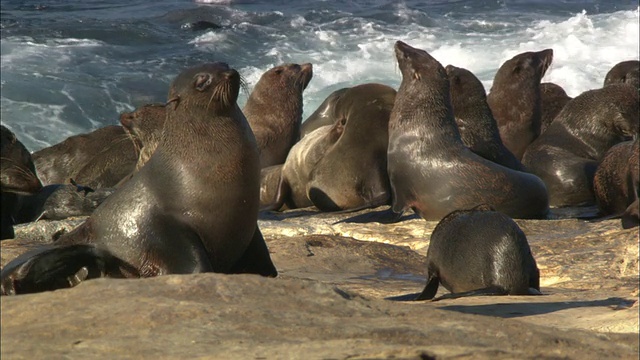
{"left": 538, "top": 48, "right": 554, "bottom": 76}
{"left": 119, "top": 112, "right": 134, "bottom": 129}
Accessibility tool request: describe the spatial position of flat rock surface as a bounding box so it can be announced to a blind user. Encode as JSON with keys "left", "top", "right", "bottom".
{"left": 1, "top": 206, "right": 639, "bottom": 359}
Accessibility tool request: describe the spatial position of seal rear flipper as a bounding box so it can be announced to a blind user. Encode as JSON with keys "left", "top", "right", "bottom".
{"left": 228, "top": 227, "right": 277, "bottom": 277}
{"left": 414, "top": 276, "right": 440, "bottom": 301}
{"left": 259, "top": 165, "right": 289, "bottom": 212}
{"left": 431, "top": 286, "right": 508, "bottom": 302}
{"left": 1, "top": 244, "right": 138, "bottom": 295}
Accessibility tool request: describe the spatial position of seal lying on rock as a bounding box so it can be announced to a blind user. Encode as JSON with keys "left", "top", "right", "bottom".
{"left": 266, "top": 83, "right": 396, "bottom": 212}
{"left": 243, "top": 63, "right": 313, "bottom": 168}
{"left": 387, "top": 41, "right": 549, "bottom": 220}
{"left": 522, "top": 84, "right": 639, "bottom": 207}
{"left": 415, "top": 204, "right": 541, "bottom": 301}
{"left": 1, "top": 62, "right": 277, "bottom": 295}
{"left": 33, "top": 125, "right": 138, "bottom": 188}
{"left": 487, "top": 49, "right": 553, "bottom": 160}
{"left": 1, "top": 125, "right": 43, "bottom": 240}
{"left": 446, "top": 64, "right": 524, "bottom": 171}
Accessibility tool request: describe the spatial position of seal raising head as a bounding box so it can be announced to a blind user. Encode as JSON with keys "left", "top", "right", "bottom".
{"left": 1, "top": 62, "right": 277, "bottom": 295}
{"left": 387, "top": 41, "right": 549, "bottom": 220}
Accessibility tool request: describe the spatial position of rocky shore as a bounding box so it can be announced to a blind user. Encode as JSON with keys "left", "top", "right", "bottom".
{"left": 1, "top": 207, "right": 638, "bottom": 359}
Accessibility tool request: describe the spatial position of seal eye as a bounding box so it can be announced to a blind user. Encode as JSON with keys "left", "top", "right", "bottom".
{"left": 195, "top": 74, "right": 213, "bottom": 92}
{"left": 274, "top": 68, "right": 283, "bottom": 75}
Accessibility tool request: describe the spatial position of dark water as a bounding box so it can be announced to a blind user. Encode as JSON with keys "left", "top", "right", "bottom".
{"left": 1, "top": 0, "right": 638, "bottom": 151}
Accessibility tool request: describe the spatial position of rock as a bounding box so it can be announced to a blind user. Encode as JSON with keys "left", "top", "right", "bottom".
{"left": 1, "top": 206, "right": 638, "bottom": 358}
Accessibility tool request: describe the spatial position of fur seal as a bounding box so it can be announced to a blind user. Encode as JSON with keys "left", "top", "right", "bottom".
{"left": 593, "top": 139, "right": 639, "bottom": 217}
{"left": 1, "top": 62, "right": 277, "bottom": 295}
{"left": 1, "top": 125, "right": 43, "bottom": 240}
{"left": 300, "top": 87, "right": 349, "bottom": 138}
{"left": 487, "top": 49, "right": 553, "bottom": 159}
{"left": 119, "top": 103, "right": 167, "bottom": 171}
{"left": 539, "top": 82, "right": 572, "bottom": 134}
{"left": 276, "top": 125, "right": 333, "bottom": 209}
{"left": 522, "top": 84, "right": 639, "bottom": 207}
{"left": 603, "top": 60, "right": 639, "bottom": 89}
{"left": 33, "top": 125, "right": 138, "bottom": 188}
{"left": 415, "top": 204, "right": 541, "bottom": 301}
{"left": 387, "top": 41, "right": 549, "bottom": 220}
{"left": 243, "top": 63, "right": 313, "bottom": 168}
{"left": 306, "top": 83, "right": 395, "bottom": 211}
{"left": 445, "top": 64, "right": 524, "bottom": 171}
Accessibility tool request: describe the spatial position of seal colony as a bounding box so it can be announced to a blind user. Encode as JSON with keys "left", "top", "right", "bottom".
{"left": 1, "top": 40, "right": 638, "bottom": 296}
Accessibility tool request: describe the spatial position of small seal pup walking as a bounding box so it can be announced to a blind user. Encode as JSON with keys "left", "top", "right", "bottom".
{"left": 1, "top": 62, "right": 277, "bottom": 295}
{"left": 386, "top": 41, "right": 549, "bottom": 220}
{"left": 416, "top": 204, "right": 541, "bottom": 301}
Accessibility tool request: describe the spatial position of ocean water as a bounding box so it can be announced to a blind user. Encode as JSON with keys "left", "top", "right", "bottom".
{"left": 1, "top": 0, "right": 638, "bottom": 152}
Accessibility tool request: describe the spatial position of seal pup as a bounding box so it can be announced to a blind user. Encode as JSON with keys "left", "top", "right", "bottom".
{"left": 593, "top": 139, "right": 639, "bottom": 217}
{"left": 603, "top": 60, "right": 639, "bottom": 89}
{"left": 300, "top": 87, "right": 349, "bottom": 138}
{"left": 306, "top": 83, "right": 396, "bottom": 211}
{"left": 1, "top": 125, "right": 43, "bottom": 240}
{"left": 387, "top": 41, "right": 549, "bottom": 220}
{"left": 445, "top": 64, "right": 524, "bottom": 171}
{"left": 522, "top": 84, "right": 639, "bottom": 207}
{"left": 32, "top": 124, "right": 139, "bottom": 188}
{"left": 540, "top": 82, "right": 572, "bottom": 134}
{"left": 415, "top": 204, "right": 541, "bottom": 301}
{"left": 1, "top": 62, "right": 277, "bottom": 295}
{"left": 487, "top": 49, "right": 553, "bottom": 159}
{"left": 243, "top": 63, "right": 313, "bottom": 168}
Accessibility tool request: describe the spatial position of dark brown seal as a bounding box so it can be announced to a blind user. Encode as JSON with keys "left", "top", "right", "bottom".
{"left": 243, "top": 63, "right": 313, "bottom": 168}
{"left": 487, "top": 49, "right": 553, "bottom": 159}
{"left": 603, "top": 60, "right": 639, "bottom": 89}
{"left": 593, "top": 139, "right": 638, "bottom": 216}
{"left": 1, "top": 125, "right": 43, "bottom": 240}
{"left": 306, "top": 83, "right": 396, "bottom": 211}
{"left": 300, "top": 87, "right": 349, "bottom": 138}
{"left": 445, "top": 64, "right": 524, "bottom": 171}
{"left": 415, "top": 204, "right": 541, "bottom": 301}
{"left": 33, "top": 125, "right": 138, "bottom": 188}
{"left": 522, "top": 84, "right": 639, "bottom": 207}
{"left": 387, "top": 41, "right": 549, "bottom": 220}
{"left": 1, "top": 62, "right": 277, "bottom": 295}
{"left": 540, "top": 82, "right": 572, "bottom": 134}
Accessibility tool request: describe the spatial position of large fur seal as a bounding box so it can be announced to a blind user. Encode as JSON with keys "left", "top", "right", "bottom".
{"left": 415, "top": 204, "right": 541, "bottom": 301}
{"left": 539, "top": 82, "right": 572, "bottom": 134}
{"left": 267, "top": 83, "right": 396, "bottom": 212}
{"left": 300, "top": 87, "right": 349, "bottom": 138}
{"left": 243, "top": 63, "right": 313, "bottom": 168}
{"left": 487, "top": 49, "right": 553, "bottom": 159}
{"left": 1, "top": 62, "right": 277, "bottom": 295}
{"left": 603, "top": 60, "right": 639, "bottom": 89}
{"left": 306, "top": 83, "right": 395, "bottom": 211}
{"left": 445, "top": 64, "right": 524, "bottom": 171}
{"left": 1, "top": 125, "right": 43, "bottom": 240}
{"left": 387, "top": 41, "right": 549, "bottom": 220}
{"left": 33, "top": 125, "right": 138, "bottom": 188}
{"left": 522, "top": 84, "right": 639, "bottom": 207}
{"left": 593, "top": 139, "right": 639, "bottom": 218}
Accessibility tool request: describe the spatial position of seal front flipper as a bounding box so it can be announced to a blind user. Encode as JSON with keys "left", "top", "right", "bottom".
{"left": 1, "top": 244, "right": 139, "bottom": 295}
{"left": 430, "top": 287, "right": 508, "bottom": 302}
{"left": 228, "top": 227, "right": 277, "bottom": 277}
